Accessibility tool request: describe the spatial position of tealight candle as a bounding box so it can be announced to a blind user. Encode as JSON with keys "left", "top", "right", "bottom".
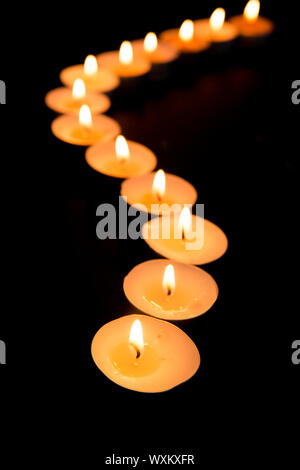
{"left": 132, "top": 32, "right": 178, "bottom": 77}
{"left": 45, "top": 79, "right": 111, "bottom": 115}
{"left": 91, "top": 314, "right": 200, "bottom": 393}
{"left": 120, "top": 170, "right": 197, "bottom": 215}
{"left": 142, "top": 208, "right": 228, "bottom": 265}
{"left": 85, "top": 135, "right": 157, "bottom": 178}
{"left": 97, "top": 41, "right": 151, "bottom": 80}
{"left": 195, "top": 8, "right": 238, "bottom": 48}
{"left": 123, "top": 259, "right": 218, "bottom": 320}
{"left": 51, "top": 104, "right": 121, "bottom": 146}
{"left": 60, "top": 54, "right": 120, "bottom": 93}
{"left": 160, "top": 19, "right": 210, "bottom": 57}
{"left": 229, "top": 1, "right": 274, "bottom": 44}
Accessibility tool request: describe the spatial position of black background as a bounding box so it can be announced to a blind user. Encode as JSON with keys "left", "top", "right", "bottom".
{"left": 1, "top": 0, "right": 299, "bottom": 465}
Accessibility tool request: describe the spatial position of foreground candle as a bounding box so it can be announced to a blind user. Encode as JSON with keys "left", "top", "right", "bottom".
{"left": 120, "top": 170, "right": 197, "bottom": 214}
{"left": 132, "top": 32, "right": 178, "bottom": 65}
{"left": 85, "top": 135, "right": 157, "bottom": 177}
{"left": 195, "top": 8, "right": 238, "bottom": 45}
{"left": 160, "top": 19, "right": 209, "bottom": 55}
{"left": 142, "top": 208, "right": 228, "bottom": 264}
{"left": 229, "top": 1, "right": 274, "bottom": 41}
{"left": 91, "top": 314, "right": 200, "bottom": 392}
{"left": 51, "top": 104, "right": 121, "bottom": 146}
{"left": 45, "top": 79, "right": 111, "bottom": 115}
{"left": 97, "top": 41, "right": 151, "bottom": 79}
{"left": 124, "top": 259, "right": 218, "bottom": 320}
{"left": 60, "top": 54, "right": 120, "bottom": 92}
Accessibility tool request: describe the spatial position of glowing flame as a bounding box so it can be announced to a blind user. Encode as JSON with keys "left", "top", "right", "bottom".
{"left": 179, "top": 207, "right": 192, "bottom": 239}
{"left": 129, "top": 319, "right": 144, "bottom": 359}
{"left": 84, "top": 55, "right": 98, "bottom": 76}
{"left": 163, "top": 264, "right": 176, "bottom": 296}
{"left": 79, "top": 104, "right": 92, "bottom": 127}
{"left": 152, "top": 170, "right": 166, "bottom": 201}
{"left": 115, "top": 135, "right": 130, "bottom": 163}
{"left": 144, "top": 32, "right": 158, "bottom": 53}
{"left": 209, "top": 8, "right": 226, "bottom": 31}
{"left": 179, "top": 20, "right": 194, "bottom": 42}
{"left": 119, "top": 41, "right": 133, "bottom": 65}
{"left": 72, "top": 79, "right": 86, "bottom": 99}
{"left": 244, "top": 0, "right": 260, "bottom": 23}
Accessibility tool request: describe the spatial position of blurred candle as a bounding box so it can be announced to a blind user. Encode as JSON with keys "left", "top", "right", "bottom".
{"left": 132, "top": 32, "right": 178, "bottom": 66}
{"left": 160, "top": 19, "right": 209, "bottom": 55}
{"left": 120, "top": 170, "right": 197, "bottom": 215}
{"left": 60, "top": 54, "right": 120, "bottom": 92}
{"left": 229, "top": 1, "right": 274, "bottom": 43}
{"left": 85, "top": 135, "right": 157, "bottom": 177}
{"left": 51, "top": 104, "right": 121, "bottom": 146}
{"left": 45, "top": 79, "right": 111, "bottom": 115}
{"left": 195, "top": 8, "right": 238, "bottom": 46}
{"left": 91, "top": 314, "right": 200, "bottom": 393}
{"left": 124, "top": 259, "right": 218, "bottom": 320}
{"left": 97, "top": 41, "right": 151, "bottom": 79}
{"left": 142, "top": 208, "right": 228, "bottom": 264}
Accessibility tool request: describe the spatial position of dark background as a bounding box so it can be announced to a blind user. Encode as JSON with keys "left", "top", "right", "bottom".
{"left": 1, "top": 0, "right": 299, "bottom": 465}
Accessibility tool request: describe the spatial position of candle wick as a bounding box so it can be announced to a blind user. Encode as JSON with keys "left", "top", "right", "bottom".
{"left": 130, "top": 342, "right": 141, "bottom": 359}
{"left": 167, "top": 287, "right": 172, "bottom": 296}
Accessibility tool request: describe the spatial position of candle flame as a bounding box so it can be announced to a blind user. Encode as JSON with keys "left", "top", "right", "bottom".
{"left": 152, "top": 170, "right": 166, "bottom": 201}
{"left": 115, "top": 135, "right": 130, "bottom": 163}
{"left": 244, "top": 0, "right": 260, "bottom": 23}
{"left": 129, "top": 319, "right": 144, "bottom": 359}
{"left": 179, "top": 20, "right": 194, "bottom": 42}
{"left": 163, "top": 264, "right": 176, "bottom": 296}
{"left": 72, "top": 79, "right": 86, "bottom": 99}
{"left": 119, "top": 41, "right": 133, "bottom": 65}
{"left": 79, "top": 104, "right": 92, "bottom": 127}
{"left": 84, "top": 55, "right": 98, "bottom": 76}
{"left": 144, "top": 32, "right": 158, "bottom": 53}
{"left": 209, "top": 8, "right": 226, "bottom": 31}
{"left": 179, "top": 207, "right": 192, "bottom": 239}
